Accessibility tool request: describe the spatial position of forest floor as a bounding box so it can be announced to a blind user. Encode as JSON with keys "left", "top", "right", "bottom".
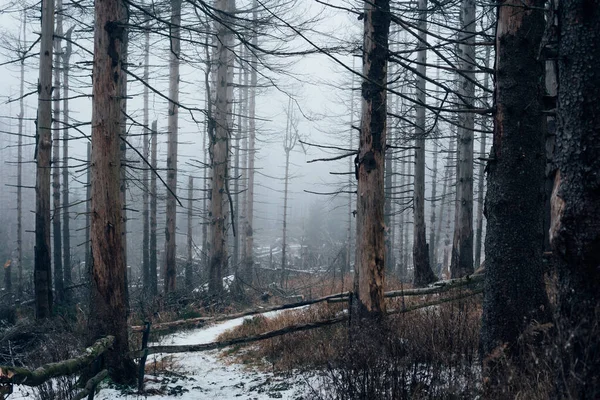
{"left": 94, "top": 309, "right": 313, "bottom": 399}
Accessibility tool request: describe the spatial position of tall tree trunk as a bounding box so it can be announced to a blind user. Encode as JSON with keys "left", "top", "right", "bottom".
{"left": 412, "top": 0, "right": 436, "bottom": 287}
{"left": 239, "top": 45, "right": 249, "bottom": 273}
{"left": 434, "top": 136, "right": 455, "bottom": 271}
{"left": 119, "top": 20, "right": 129, "bottom": 278}
{"left": 232, "top": 60, "right": 241, "bottom": 278}
{"left": 244, "top": 6, "right": 257, "bottom": 285}
{"left": 281, "top": 149, "right": 290, "bottom": 288}
{"left": 474, "top": 45, "right": 491, "bottom": 268}
{"left": 142, "top": 15, "right": 150, "bottom": 291}
{"left": 428, "top": 55, "right": 441, "bottom": 269}
{"left": 209, "top": 0, "right": 232, "bottom": 295}
{"left": 450, "top": 0, "right": 476, "bottom": 278}
{"left": 551, "top": 1, "right": 600, "bottom": 396}
{"left": 89, "top": 0, "right": 135, "bottom": 381}
{"left": 164, "top": 0, "right": 181, "bottom": 293}
{"left": 16, "top": 10, "right": 26, "bottom": 296}
{"left": 52, "top": 0, "right": 63, "bottom": 303}
{"left": 346, "top": 60, "right": 356, "bottom": 276}
{"left": 396, "top": 151, "right": 405, "bottom": 279}
{"left": 481, "top": 1, "right": 549, "bottom": 392}
{"left": 354, "top": 0, "right": 390, "bottom": 317}
{"left": 186, "top": 175, "right": 193, "bottom": 290}
{"left": 403, "top": 149, "right": 413, "bottom": 279}
{"left": 85, "top": 142, "right": 91, "bottom": 279}
{"left": 62, "top": 26, "right": 73, "bottom": 294}
{"left": 150, "top": 120, "right": 158, "bottom": 296}
{"left": 35, "top": 0, "right": 55, "bottom": 319}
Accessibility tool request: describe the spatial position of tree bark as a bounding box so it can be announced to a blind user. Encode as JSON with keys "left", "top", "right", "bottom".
{"left": 450, "top": 0, "right": 476, "bottom": 278}
{"left": 142, "top": 14, "right": 150, "bottom": 291}
{"left": 354, "top": 0, "right": 390, "bottom": 317}
{"left": 164, "top": 0, "right": 181, "bottom": 294}
{"left": 34, "top": 0, "right": 55, "bottom": 319}
{"left": 474, "top": 45, "right": 491, "bottom": 269}
{"left": 16, "top": 10, "right": 26, "bottom": 296}
{"left": 89, "top": 0, "right": 135, "bottom": 382}
{"left": 186, "top": 175, "right": 193, "bottom": 290}
{"left": 481, "top": 0, "right": 550, "bottom": 391}
{"left": 209, "top": 0, "right": 233, "bottom": 295}
{"left": 150, "top": 120, "right": 158, "bottom": 296}
{"left": 551, "top": 1, "right": 600, "bottom": 396}
{"left": 243, "top": 2, "right": 258, "bottom": 285}
{"left": 62, "top": 26, "right": 73, "bottom": 296}
{"left": 412, "top": 0, "right": 436, "bottom": 287}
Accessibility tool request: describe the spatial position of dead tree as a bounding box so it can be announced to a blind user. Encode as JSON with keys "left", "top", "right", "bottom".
{"left": 52, "top": 13, "right": 63, "bottom": 303}
{"left": 34, "top": 0, "right": 55, "bottom": 319}
{"left": 280, "top": 98, "right": 298, "bottom": 288}
{"left": 142, "top": 15, "right": 150, "bottom": 291}
{"left": 62, "top": 26, "right": 74, "bottom": 294}
{"left": 450, "top": 0, "right": 476, "bottom": 278}
{"left": 186, "top": 175, "right": 193, "bottom": 290}
{"left": 16, "top": 10, "right": 26, "bottom": 296}
{"left": 353, "top": 0, "right": 390, "bottom": 317}
{"left": 209, "top": 0, "right": 233, "bottom": 295}
{"left": 164, "top": 0, "right": 182, "bottom": 293}
{"left": 150, "top": 120, "right": 158, "bottom": 296}
{"left": 412, "top": 0, "right": 436, "bottom": 287}
{"left": 88, "top": 0, "right": 135, "bottom": 382}
{"left": 480, "top": 2, "right": 550, "bottom": 392}
{"left": 551, "top": 1, "right": 600, "bottom": 396}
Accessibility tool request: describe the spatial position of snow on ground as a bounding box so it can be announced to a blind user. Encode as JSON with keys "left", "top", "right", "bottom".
{"left": 93, "top": 309, "right": 310, "bottom": 399}
{"left": 7, "top": 309, "right": 313, "bottom": 399}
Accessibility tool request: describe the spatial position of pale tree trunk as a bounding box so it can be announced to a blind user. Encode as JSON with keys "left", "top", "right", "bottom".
{"left": 52, "top": 0, "right": 63, "bottom": 303}
{"left": 186, "top": 175, "right": 193, "bottom": 290}
{"left": 474, "top": 45, "right": 491, "bottom": 268}
{"left": 481, "top": 3, "right": 549, "bottom": 393}
{"left": 232, "top": 58, "right": 242, "bottom": 277}
{"left": 209, "top": 0, "right": 233, "bottom": 295}
{"left": 434, "top": 136, "right": 455, "bottom": 271}
{"left": 354, "top": 0, "right": 390, "bottom": 317}
{"left": 17, "top": 10, "right": 26, "bottom": 296}
{"left": 450, "top": 0, "right": 476, "bottom": 278}
{"left": 89, "top": 0, "right": 135, "bottom": 382}
{"left": 551, "top": 1, "right": 600, "bottom": 396}
{"left": 346, "top": 60, "right": 356, "bottom": 276}
{"left": 142, "top": 15, "right": 150, "bottom": 290}
{"left": 396, "top": 150, "right": 405, "bottom": 279}
{"left": 85, "top": 142, "right": 91, "bottom": 277}
{"left": 243, "top": 4, "right": 257, "bottom": 284}
{"left": 404, "top": 144, "right": 412, "bottom": 276}
{"left": 384, "top": 100, "right": 393, "bottom": 275}
{"left": 62, "top": 26, "right": 73, "bottom": 293}
{"left": 119, "top": 21, "right": 129, "bottom": 277}
{"left": 412, "top": 0, "right": 436, "bottom": 287}
{"left": 428, "top": 54, "right": 441, "bottom": 269}
{"left": 35, "top": 0, "right": 55, "bottom": 319}
{"left": 280, "top": 98, "right": 296, "bottom": 288}
{"left": 164, "top": 0, "right": 182, "bottom": 293}
{"left": 240, "top": 45, "right": 249, "bottom": 271}
{"left": 150, "top": 120, "right": 158, "bottom": 296}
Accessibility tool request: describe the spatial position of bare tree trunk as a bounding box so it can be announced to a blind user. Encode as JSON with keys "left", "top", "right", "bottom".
{"left": 150, "top": 120, "right": 158, "bottom": 296}
{"left": 434, "top": 136, "right": 455, "bottom": 271}
{"left": 164, "top": 0, "right": 181, "bottom": 293}
{"left": 450, "top": 0, "right": 476, "bottom": 278}
{"left": 209, "top": 0, "right": 233, "bottom": 295}
{"left": 52, "top": 0, "right": 63, "bottom": 303}
{"left": 412, "top": 0, "right": 436, "bottom": 287}
{"left": 346, "top": 60, "right": 356, "bottom": 276}
{"left": 243, "top": 6, "right": 257, "bottom": 285}
{"left": 35, "top": 0, "right": 55, "bottom": 319}
{"left": 89, "top": 0, "right": 135, "bottom": 382}
{"left": 239, "top": 45, "right": 248, "bottom": 272}
{"left": 232, "top": 61, "right": 241, "bottom": 278}
{"left": 481, "top": 0, "right": 549, "bottom": 383}
{"left": 396, "top": 151, "right": 405, "bottom": 279}
{"left": 354, "top": 0, "right": 390, "bottom": 317}
{"left": 119, "top": 20, "right": 129, "bottom": 277}
{"left": 428, "top": 56, "right": 441, "bottom": 269}
{"left": 474, "top": 45, "right": 491, "bottom": 269}
{"left": 280, "top": 98, "right": 297, "bottom": 289}
{"left": 186, "top": 175, "right": 193, "bottom": 290}
{"left": 142, "top": 15, "right": 150, "bottom": 291}
{"left": 62, "top": 26, "right": 73, "bottom": 295}
{"left": 551, "top": 2, "right": 600, "bottom": 396}
{"left": 85, "top": 142, "right": 91, "bottom": 278}
{"left": 17, "top": 10, "right": 26, "bottom": 296}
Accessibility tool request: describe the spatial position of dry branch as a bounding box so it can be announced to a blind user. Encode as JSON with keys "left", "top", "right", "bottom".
{"left": 0, "top": 336, "right": 114, "bottom": 386}
{"left": 72, "top": 369, "right": 108, "bottom": 400}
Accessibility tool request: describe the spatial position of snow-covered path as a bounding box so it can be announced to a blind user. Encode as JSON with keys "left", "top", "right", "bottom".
{"left": 92, "top": 309, "right": 309, "bottom": 399}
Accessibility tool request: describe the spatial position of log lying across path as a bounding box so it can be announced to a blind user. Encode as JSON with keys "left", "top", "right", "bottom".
{"left": 130, "top": 288, "right": 483, "bottom": 358}
{"left": 0, "top": 336, "right": 114, "bottom": 386}
{"left": 130, "top": 291, "right": 350, "bottom": 332}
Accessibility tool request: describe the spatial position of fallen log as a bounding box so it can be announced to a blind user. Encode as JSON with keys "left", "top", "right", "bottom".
{"left": 72, "top": 369, "right": 108, "bottom": 400}
{"left": 131, "top": 289, "right": 483, "bottom": 358}
{"left": 0, "top": 336, "right": 114, "bottom": 386}
{"left": 130, "top": 291, "right": 350, "bottom": 333}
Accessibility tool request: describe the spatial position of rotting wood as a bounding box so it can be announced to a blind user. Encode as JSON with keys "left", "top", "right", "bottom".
{"left": 0, "top": 336, "right": 114, "bottom": 386}
{"left": 72, "top": 369, "right": 108, "bottom": 400}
